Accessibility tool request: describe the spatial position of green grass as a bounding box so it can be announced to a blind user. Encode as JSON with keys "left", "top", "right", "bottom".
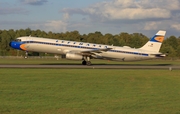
{"left": 0, "top": 69, "right": 180, "bottom": 114}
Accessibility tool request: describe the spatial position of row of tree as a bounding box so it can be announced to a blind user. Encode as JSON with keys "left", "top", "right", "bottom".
{"left": 0, "top": 28, "right": 180, "bottom": 57}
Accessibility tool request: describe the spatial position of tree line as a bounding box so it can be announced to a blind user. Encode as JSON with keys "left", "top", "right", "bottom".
{"left": 0, "top": 28, "right": 180, "bottom": 58}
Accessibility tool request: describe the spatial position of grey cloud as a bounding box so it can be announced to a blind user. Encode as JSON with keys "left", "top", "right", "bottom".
{"left": 62, "top": 0, "right": 180, "bottom": 22}
{"left": 20, "top": 0, "right": 48, "bottom": 5}
{"left": 59, "top": 0, "right": 180, "bottom": 37}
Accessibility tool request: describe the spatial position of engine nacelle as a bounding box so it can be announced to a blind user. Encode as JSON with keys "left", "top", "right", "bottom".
{"left": 66, "top": 53, "right": 83, "bottom": 60}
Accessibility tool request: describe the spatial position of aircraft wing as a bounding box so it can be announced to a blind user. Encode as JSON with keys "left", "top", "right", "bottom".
{"left": 71, "top": 48, "right": 112, "bottom": 56}
{"left": 81, "top": 48, "right": 112, "bottom": 53}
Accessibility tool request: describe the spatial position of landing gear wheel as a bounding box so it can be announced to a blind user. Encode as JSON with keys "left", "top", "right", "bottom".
{"left": 83, "top": 56, "right": 92, "bottom": 66}
{"left": 82, "top": 60, "right": 87, "bottom": 65}
{"left": 86, "top": 61, "right": 91, "bottom": 66}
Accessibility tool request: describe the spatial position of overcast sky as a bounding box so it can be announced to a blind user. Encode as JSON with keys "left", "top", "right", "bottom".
{"left": 0, "top": 0, "right": 180, "bottom": 37}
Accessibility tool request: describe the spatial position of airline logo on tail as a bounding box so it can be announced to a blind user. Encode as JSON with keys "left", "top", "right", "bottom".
{"left": 150, "top": 31, "right": 166, "bottom": 43}
{"left": 154, "top": 36, "right": 164, "bottom": 43}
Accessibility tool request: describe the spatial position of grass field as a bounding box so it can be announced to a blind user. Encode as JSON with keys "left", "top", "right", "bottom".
{"left": 1, "top": 57, "right": 180, "bottom": 65}
{"left": 0, "top": 69, "right": 180, "bottom": 114}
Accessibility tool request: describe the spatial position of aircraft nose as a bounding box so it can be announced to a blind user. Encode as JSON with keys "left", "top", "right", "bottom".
{"left": 9, "top": 41, "right": 16, "bottom": 48}
{"left": 9, "top": 41, "right": 21, "bottom": 50}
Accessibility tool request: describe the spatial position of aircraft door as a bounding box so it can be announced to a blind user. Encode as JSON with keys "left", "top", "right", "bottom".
{"left": 26, "top": 37, "right": 36, "bottom": 51}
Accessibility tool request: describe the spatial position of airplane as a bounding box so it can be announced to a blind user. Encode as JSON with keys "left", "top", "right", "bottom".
{"left": 9, "top": 30, "right": 166, "bottom": 65}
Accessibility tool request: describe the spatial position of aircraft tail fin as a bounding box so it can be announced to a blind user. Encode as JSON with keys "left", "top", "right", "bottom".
{"left": 140, "top": 30, "right": 166, "bottom": 52}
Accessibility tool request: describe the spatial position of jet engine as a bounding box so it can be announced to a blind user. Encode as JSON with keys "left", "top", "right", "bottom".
{"left": 66, "top": 53, "right": 83, "bottom": 60}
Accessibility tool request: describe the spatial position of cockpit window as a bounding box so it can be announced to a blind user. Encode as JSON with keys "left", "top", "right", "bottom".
{"left": 15, "top": 39, "right": 21, "bottom": 42}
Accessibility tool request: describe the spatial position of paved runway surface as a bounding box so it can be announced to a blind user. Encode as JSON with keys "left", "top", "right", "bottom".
{"left": 0, "top": 64, "right": 180, "bottom": 70}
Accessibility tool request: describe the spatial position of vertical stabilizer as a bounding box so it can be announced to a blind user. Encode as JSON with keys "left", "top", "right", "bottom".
{"left": 140, "top": 30, "right": 166, "bottom": 52}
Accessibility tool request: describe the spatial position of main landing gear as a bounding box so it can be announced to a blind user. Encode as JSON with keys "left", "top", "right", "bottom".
{"left": 82, "top": 60, "right": 91, "bottom": 66}
{"left": 82, "top": 56, "right": 91, "bottom": 66}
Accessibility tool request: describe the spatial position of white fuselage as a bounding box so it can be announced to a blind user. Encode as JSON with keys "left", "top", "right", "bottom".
{"left": 15, "top": 37, "right": 160, "bottom": 61}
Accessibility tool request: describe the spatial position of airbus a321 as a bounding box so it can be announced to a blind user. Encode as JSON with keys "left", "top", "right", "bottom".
{"left": 9, "top": 30, "right": 166, "bottom": 65}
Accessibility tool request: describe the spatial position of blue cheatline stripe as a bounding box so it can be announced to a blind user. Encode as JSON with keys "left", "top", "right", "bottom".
{"left": 19, "top": 41, "right": 149, "bottom": 57}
